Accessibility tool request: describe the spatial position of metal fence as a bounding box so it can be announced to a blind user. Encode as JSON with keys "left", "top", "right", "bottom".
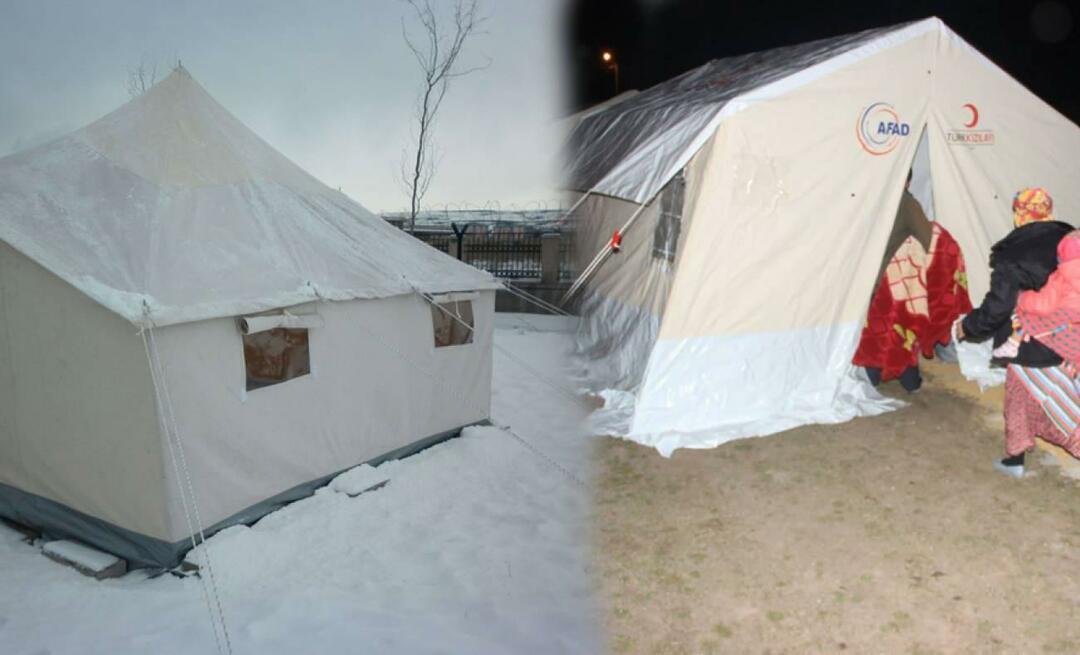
{"left": 416, "top": 231, "right": 454, "bottom": 256}
{"left": 463, "top": 229, "right": 543, "bottom": 279}
{"left": 400, "top": 224, "right": 574, "bottom": 282}
{"left": 386, "top": 219, "right": 576, "bottom": 313}
{"left": 558, "top": 234, "right": 575, "bottom": 282}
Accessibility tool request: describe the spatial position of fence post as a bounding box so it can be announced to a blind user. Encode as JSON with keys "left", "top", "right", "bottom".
{"left": 541, "top": 233, "right": 560, "bottom": 285}
{"left": 451, "top": 222, "right": 469, "bottom": 261}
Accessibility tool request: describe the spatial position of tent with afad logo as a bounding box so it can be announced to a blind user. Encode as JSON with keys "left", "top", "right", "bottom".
{"left": 565, "top": 17, "right": 1080, "bottom": 456}
{"left": 0, "top": 68, "right": 499, "bottom": 568}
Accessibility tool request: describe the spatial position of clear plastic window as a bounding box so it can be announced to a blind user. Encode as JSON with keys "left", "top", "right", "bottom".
{"left": 243, "top": 328, "right": 311, "bottom": 390}
{"left": 653, "top": 173, "right": 685, "bottom": 261}
{"left": 432, "top": 300, "right": 474, "bottom": 347}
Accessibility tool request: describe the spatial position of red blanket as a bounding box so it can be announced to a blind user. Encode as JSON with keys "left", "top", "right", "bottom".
{"left": 853, "top": 224, "right": 972, "bottom": 381}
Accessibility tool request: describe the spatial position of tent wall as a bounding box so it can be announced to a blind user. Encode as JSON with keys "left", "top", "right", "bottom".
{"left": 572, "top": 192, "right": 667, "bottom": 390}
{"left": 925, "top": 27, "right": 1080, "bottom": 304}
{"left": 628, "top": 32, "right": 941, "bottom": 452}
{"left": 150, "top": 291, "right": 495, "bottom": 542}
{"left": 0, "top": 242, "right": 168, "bottom": 540}
{"left": 572, "top": 142, "right": 713, "bottom": 390}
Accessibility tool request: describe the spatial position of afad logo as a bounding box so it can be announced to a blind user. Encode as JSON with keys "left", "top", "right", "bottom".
{"left": 856, "top": 102, "right": 910, "bottom": 155}
{"left": 947, "top": 103, "right": 995, "bottom": 146}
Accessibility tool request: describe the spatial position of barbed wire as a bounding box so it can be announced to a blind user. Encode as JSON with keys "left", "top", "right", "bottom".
{"left": 380, "top": 198, "right": 572, "bottom": 217}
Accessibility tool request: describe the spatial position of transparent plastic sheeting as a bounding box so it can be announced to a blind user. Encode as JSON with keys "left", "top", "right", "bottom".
{"left": 0, "top": 70, "right": 498, "bottom": 329}
{"left": 573, "top": 291, "right": 660, "bottom": 392}
{"left": 564, "top": 20, "right": 937, "bottom": 203}
{"left": 592, "top": 322, "right": 903, "bottom": 457}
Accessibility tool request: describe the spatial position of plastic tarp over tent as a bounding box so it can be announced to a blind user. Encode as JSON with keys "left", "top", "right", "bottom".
{"left": 0, "top": 69, "right": 499, "bottom": 567}
{"left": 564, "top": 22, "right": 920, "bottom": 204}
{"left": 569, "top": 17, "right": 1080, "bottom": 455}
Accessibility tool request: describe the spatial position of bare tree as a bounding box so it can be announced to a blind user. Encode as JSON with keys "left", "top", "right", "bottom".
{"left": 400, "top": 0, "right": 488, "bottom": 232}
{"left": 127, "top": 59, "right": 160, "bottom": 98}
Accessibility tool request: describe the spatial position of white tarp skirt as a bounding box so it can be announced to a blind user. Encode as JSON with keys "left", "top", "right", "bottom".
{"left": 612, "top": 324, "right": 902, "bottom": 456}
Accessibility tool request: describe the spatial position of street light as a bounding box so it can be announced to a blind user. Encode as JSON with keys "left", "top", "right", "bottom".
{"left": 601, "top": 50, "right": 619, "bottom": 95}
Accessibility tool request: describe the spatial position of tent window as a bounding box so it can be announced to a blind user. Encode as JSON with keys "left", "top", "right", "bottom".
{"left": 432, "top": 300, "right": 474, "bottom": 348}
{"left": 243, "top": 328, "right": 311, "bottom": 391}
{"left": 653, "top": 173, "right": 685, "bottom": 261}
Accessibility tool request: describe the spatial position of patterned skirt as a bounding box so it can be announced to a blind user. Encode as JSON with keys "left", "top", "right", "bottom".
{"left": 1005, "top": 365, "right": 1080, "bottom": 459}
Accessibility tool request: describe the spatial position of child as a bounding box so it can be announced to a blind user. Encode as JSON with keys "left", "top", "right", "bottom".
{"left": 993, "top": 230, "right": 1080, "bottom": 366}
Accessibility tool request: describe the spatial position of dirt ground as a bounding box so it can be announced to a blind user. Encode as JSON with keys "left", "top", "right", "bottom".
{"left": 593, "top": 360, "right": 1080, "bottom": 654}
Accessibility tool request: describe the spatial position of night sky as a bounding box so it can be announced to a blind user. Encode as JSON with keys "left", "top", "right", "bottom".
{"left": 566, "top": 0, "right": 1079, "bottom": 122}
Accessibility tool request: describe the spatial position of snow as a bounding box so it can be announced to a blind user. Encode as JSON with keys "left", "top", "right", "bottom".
{"left": 0, "top": 70, "right": 499, "bottom": 329}
{"left": 328, "top": 464, "right": 391, "bottom": 497}
{"left": 0, "top": 317, "right": 599, "bottom": 654}
{"left": 41, "top": 540, "right": 121, "bottom": 573}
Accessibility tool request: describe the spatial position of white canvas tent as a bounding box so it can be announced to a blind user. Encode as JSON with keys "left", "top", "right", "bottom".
{"left": 0, "top": 68, "right": 500, "bottom": 567}
{"left": 567, "top": 17, "right": 1080, "bottom": 456}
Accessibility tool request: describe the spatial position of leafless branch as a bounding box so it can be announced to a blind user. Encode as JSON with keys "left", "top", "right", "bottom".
{"left": 399, "top": 0, "right": 489, "bottom": 231}
{"left": 126, "top": 59, "right": 160, "bottom": 98}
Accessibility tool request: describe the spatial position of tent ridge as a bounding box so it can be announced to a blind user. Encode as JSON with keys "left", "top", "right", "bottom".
{"left": 567, "top": 17, "right": 943, "bottom": 204}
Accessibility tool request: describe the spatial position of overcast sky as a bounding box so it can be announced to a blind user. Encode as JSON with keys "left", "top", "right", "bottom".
{"left": 0, "top": 0, "right": 568, "bottom": 212}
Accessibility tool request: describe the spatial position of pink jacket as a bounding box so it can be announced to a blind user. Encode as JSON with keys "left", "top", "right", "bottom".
{"left": 1018, "top": 259, "right": 1080, "bottom": 316}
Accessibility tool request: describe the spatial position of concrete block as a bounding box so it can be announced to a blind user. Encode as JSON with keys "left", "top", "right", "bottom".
{"left": 42, "top": 539, "right": 127, "bottom": 579}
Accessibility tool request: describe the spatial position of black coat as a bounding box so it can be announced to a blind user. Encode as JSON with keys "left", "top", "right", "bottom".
{"left": 961, "top": 220, "right": 1074, "bottom": 367}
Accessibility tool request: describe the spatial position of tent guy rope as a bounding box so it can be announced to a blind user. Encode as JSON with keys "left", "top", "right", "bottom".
{"left": 501, "top": 281, "right": 572, "bottom": 317}
{"left": 141, "top": 318, "right": 233, "bottom": 655}
{"left": 411, "top": 287, "right": 590, "bottom": 488}
{"left": 560, "top": 186, "right": 662, "bottom": 307}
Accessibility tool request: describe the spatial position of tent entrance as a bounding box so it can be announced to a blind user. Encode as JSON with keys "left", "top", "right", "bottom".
{"left": 853, "top": 126, "right": 972, "bottom": 388}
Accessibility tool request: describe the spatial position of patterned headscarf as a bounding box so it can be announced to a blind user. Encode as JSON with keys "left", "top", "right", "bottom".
{"left": 1013, "top": 187, "right": 1055, "bottom": 227}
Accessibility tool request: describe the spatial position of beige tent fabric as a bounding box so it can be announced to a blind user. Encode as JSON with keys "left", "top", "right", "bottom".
{"left": 926, "top": 27, "right": 1080, "bottom": 303}
{"left": 0, "top": 243, "right": 169, "bottom": 539}
{"left": 660, "top": 33, "right": 934, "bottom": 341}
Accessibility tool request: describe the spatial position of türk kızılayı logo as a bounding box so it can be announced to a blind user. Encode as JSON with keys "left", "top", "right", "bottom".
{"left": 947, "top": 103, "right": 995, "bottom": 146}
{"left": 856, "top": 102, "right": 910, "bottom": 155}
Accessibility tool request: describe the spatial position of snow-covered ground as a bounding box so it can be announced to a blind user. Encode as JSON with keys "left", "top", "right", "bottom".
{"left": 0, "top": 315, "right": 600, "bottom": 654}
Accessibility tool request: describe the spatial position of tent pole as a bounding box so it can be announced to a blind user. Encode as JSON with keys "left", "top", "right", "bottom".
{"left": 560, "top": 187, "right": 661, "bottom": 307}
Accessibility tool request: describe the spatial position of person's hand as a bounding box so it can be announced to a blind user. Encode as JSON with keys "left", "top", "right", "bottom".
{"left": 952, "top": 316, "right": 966, "bottom": 343}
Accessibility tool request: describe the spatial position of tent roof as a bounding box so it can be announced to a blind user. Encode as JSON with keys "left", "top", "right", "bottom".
{"left": 565, "top": 18, "right": 945, "bottom": 204}
{"left": 0, "top": 68, "right": 498, "bottom": 328}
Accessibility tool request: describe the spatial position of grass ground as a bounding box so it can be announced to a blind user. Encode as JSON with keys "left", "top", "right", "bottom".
{"left": 593, "top": 360, "right": 1080, "bottom": 654}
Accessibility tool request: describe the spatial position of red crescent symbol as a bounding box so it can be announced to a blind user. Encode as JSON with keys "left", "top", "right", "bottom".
{"left": 962, "top": 103, "right": 979, "bottom": 128}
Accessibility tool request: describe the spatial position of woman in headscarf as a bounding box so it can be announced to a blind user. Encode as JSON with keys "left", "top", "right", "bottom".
{"left": 994, "top": 230, "right": 1080, "bottom": 476}
{"left": 956, "top": 188, "right": 1075, "bottom": 477}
